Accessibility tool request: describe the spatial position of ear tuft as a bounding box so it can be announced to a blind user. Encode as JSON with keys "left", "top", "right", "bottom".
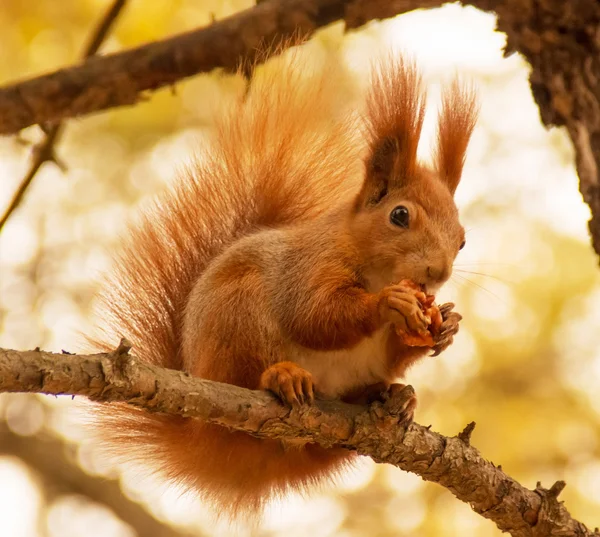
{"left": 368, "top": 136, "right": 398, "bottom": 177}
{"left": 355, "top": 54, "right": 426, "bottom": 209}
{"left": 434, "top": 79, "right": 479, "bottom": 194}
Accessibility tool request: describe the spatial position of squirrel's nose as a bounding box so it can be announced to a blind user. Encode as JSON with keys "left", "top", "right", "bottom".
{"left": 427, "top": 264, "right": 450, "bottom": 284}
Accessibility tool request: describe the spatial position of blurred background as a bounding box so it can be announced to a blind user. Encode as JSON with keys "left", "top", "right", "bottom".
{"left": 1, "top": 1, "right": 599, "bottom": 536}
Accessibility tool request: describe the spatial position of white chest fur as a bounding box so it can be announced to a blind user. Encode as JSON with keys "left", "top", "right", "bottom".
{"left": 290, "top": 328, "right": 392, "bottom": 399}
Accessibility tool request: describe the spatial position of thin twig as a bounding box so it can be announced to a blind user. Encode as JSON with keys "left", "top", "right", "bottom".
{"left": 0, "top": 125, "right": 62, "bottom": 231}
{"left": 83, "top": 0, "right": 127, "bottom": 58}
{"left": 0, "top": 0, "right": 128, "bottom": 233}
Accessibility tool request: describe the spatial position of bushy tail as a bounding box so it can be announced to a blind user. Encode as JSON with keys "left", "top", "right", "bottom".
{"left": 84, "top": 45, "right": 365, "bottom": 519}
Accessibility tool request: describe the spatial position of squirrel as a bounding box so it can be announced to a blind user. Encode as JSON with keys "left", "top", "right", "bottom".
{"left": 87, "top": 48, "right": 478, "bottom": 521}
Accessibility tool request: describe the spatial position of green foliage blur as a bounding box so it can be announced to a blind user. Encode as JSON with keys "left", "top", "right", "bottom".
{"left": 0, "top": 1, "right": 599, "bottom": 536}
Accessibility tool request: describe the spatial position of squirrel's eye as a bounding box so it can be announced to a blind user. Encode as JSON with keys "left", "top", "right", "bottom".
{"left": 459, "top": 240, "right": 466, "bottom": 250}
{"left": 390, "top": 206, "right": 410, "bottom": 228}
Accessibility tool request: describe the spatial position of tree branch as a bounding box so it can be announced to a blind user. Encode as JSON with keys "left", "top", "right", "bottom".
{"left": 488, "top": 0, "right": 600, "bottom": 260}
{"left": 0, "top": 341, "right": 597, "bottom": 537}
{"left": 0, "top": 0, "right": 445, "bottom": 136}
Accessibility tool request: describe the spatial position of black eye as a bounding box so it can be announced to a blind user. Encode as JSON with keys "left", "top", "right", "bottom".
{"left": 459, "top": 240, "right": 466, "bottom": 250}
{"left": 390, "top": 206, "right": 409, "bottom": 228}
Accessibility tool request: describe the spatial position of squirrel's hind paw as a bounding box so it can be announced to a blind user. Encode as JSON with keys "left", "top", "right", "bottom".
{"left": 383, "top": 383, "right": 418, "bottom": 424}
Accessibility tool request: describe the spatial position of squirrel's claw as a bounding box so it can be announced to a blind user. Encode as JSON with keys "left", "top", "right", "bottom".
{"left": 438, "top": 302, "right": 456, "bottom": 317}
{"left": 431, "top": 304, "right": 462, "bottom": 356}
{"left": 260, "top": 361, "right": 315, "bottom": 407}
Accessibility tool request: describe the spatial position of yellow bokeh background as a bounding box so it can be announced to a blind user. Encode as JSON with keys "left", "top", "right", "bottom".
{"left": 1, "top": 1, "right": 599, "bottom": 536}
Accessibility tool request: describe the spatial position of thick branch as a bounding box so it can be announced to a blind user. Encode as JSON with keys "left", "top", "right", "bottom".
{"left": 0, "top": 0, "right": 445, "bottom": 135}
{"left": 486, "top": 0, "right": 600, "bottom": 259}
{"left": 0, "top": 343, "right": 596, "bottom": 537}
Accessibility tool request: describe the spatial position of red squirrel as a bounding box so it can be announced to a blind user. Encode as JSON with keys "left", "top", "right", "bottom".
{"left": 88, "top": 49, "right": 478, "bottom": 520}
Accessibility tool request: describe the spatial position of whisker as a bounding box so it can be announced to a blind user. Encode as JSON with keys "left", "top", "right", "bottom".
{"left": 454, "top": 262, "right": 516, "bottom": 268}
{"left": 442, "top": 277, "right": 459, "bottom": 294}
{"left": 451, "top": 273, "right": 505, "bottom": 304}
{"left": 453, "top": 269, "right": 514, "bottom": 285}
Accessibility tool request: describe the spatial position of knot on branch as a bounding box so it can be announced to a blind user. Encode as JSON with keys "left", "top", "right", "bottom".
{"left": 100, "top": 338, "right": 134, "bottom": 389}
{"left": 458, "top": 421, "right": 476, "bottom": 445}
{"left": 535, "top": 480, "right": 566, "bottom": 500}
{"left": 110, "top": 337, "right": 132, "bottom": 367}
{"left": 96, "top": 338, "right": 163, "bottom": 406}
{"left": 530, "top": 480, "right": 580, "bottom": 536}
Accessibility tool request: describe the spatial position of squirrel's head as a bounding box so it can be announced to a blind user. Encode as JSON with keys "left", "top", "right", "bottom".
{"left": 350, "top": 57, "right": 478, "bottom": 294}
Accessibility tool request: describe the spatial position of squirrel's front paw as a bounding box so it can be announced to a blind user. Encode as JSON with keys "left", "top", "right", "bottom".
{"left": 431, "top": 303, "right": 462, "bottom": 357}
{"left": 260, "top": 362, "right": 314, "bottom": 406}
{"left": 378, "top": 283, "right": 429, "bottom": 333}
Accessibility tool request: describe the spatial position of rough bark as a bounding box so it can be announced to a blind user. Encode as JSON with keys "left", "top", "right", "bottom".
{"left": 489, "top": 0, "right": 600, "bottom": 259}
{"left": 0, "top": 342, "right": 597, "bottom": 537}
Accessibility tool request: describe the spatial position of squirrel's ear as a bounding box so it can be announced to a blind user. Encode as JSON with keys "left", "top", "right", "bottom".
{"left": 434, "top": 79, "right": 478, "bottom": 194}
{"left": 354, "top": 56, "right": 426, "bottom": 209}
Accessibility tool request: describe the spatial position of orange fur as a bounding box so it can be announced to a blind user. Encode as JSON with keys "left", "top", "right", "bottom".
{"left": 86, "top": 48, "right": 478, "bottom": 522}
